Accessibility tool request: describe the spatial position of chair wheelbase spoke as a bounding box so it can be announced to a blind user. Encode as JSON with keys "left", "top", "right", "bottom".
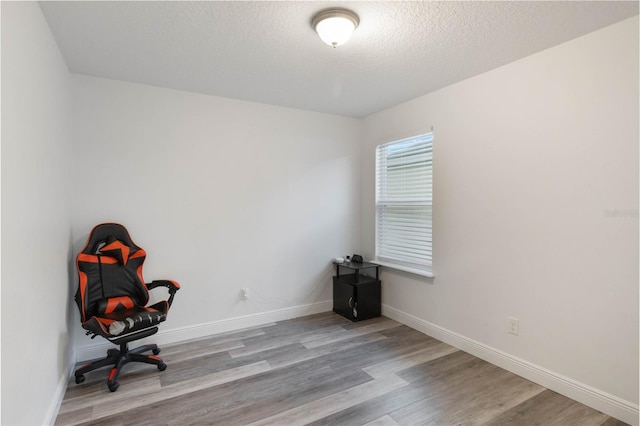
{"left": 74, "top": 342, "right": 167, "bottom": 392}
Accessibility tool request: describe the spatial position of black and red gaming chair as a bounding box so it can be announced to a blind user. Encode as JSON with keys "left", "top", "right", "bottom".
{"left": 74, "top": 223, "right": 180, "bottom": 392}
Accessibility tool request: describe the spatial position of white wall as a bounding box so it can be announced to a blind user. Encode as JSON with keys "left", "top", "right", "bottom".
{"left": 3, "top": 4, "right": 636, "bottom": 423}
{"left": 71, "top": 75, "right": 362, "bottom": 356}
{"left": 362, "top": 17, "right": 639, "bottom": 422}
{"left": 1, "top": 2, "right": 74, "bottom": 425}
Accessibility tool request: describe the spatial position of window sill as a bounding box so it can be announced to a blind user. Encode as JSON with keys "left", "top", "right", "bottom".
{"left": 369, "top": 260, "right": 434, "bottom": 278}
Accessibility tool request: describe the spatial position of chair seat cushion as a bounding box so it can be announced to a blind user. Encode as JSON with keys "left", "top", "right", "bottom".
{"left": 83, "top": 306, "right": 166, "bottom": 338}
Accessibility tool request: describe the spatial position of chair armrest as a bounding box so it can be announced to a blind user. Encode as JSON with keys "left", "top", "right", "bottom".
{"left": 146, "top": 280, "right": 181, "bottom": 308}
{"left": 146, "top": 280, "right": 181, "bottom": 292}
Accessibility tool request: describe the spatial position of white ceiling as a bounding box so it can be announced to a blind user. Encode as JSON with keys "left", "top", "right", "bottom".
{"left": 40, "top": 1, "right": 638, "bottom": 118}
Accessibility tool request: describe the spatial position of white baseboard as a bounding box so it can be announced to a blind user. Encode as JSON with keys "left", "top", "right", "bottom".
{"left": 44, "top": 352, "right": 76, "bottom": 425}
{"left": 75, "top": 300, "right": 332, "bottom": 363}
{"left": 382, "top": 304, "right": 639, "bottom": 426}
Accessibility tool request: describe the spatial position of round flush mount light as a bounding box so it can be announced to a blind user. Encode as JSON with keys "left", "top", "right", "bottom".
{"left": 312, "top": 8, "right": 360, "bottom": 48}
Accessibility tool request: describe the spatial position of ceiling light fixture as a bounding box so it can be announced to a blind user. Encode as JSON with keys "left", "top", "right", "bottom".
{"left": 312, "top": 8, "right": 359, "bottom": 48}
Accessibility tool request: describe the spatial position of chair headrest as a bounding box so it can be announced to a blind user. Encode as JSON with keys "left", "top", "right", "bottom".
{"left": 82, "top": 223, "right": 141, "bottom": 259}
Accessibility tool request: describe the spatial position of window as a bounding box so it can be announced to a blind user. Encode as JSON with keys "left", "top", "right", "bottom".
{"left": 375, "top": 133, "right": 433, "bottom": 277}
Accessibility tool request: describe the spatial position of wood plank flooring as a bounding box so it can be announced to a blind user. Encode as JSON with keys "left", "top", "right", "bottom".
{"left": 56, "top": 312, "right": 627, "bottom": 426}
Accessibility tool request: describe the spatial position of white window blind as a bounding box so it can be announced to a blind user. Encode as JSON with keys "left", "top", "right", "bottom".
{"left": 375, "top": 133, "right": 432, "bottom": 273}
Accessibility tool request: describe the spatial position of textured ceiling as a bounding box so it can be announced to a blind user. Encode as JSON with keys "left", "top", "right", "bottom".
{"left": 40, "top": 1, "right": 638, "bottom": 118}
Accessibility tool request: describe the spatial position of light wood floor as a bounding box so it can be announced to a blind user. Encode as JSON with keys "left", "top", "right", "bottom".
{"left": 56, "top": 312, "right": 627, "bottom": 426}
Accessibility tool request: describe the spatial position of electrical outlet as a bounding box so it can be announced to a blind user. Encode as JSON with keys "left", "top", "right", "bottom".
{"left": 241, "top": 288, "right": 249, "bottom": 301}
{"left": 507, "top": 316, "right": 519, "bottom": 336}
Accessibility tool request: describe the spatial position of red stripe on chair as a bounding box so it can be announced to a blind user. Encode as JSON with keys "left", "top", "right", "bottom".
{"left": 104, "top": 296, "right": 135, "bottom": 314}
{"left": 100, "top": 240, "right": 131, "bottom": 265}
{"left": 129, "top": 249, "right": 146, "bottom": 260}
{"left": 96, "top": 317, "right": 116, "bottom": 326}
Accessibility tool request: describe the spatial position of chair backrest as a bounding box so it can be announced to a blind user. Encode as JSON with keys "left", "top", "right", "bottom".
{"left": 75, "top": 223, "right": 150, "bottom": 322}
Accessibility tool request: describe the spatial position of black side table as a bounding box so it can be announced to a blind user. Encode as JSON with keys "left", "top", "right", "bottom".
{"left": 333, "top": 261, "right": 381, "bottom": 321}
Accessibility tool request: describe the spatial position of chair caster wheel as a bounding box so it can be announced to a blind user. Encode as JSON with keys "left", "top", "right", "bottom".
{"left": 158, "top": 363, "right": 167, "bottom": 371}
{"left": 75, "top": 374, "right": 85, "bottom": 384}
{"left": 108, "top": 382, "right": 119, "bottom": 392}
{"left": 153, "top": 348, "right": 161, "bottom": 355}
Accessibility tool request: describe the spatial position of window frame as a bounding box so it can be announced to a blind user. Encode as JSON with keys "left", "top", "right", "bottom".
{"left": 373, "top": 132, "right": 434, "bottom": 278}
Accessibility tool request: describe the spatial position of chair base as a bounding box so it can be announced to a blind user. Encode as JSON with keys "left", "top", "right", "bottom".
{"left": 74, "top": 342, "right": 166, "bottom": 392}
